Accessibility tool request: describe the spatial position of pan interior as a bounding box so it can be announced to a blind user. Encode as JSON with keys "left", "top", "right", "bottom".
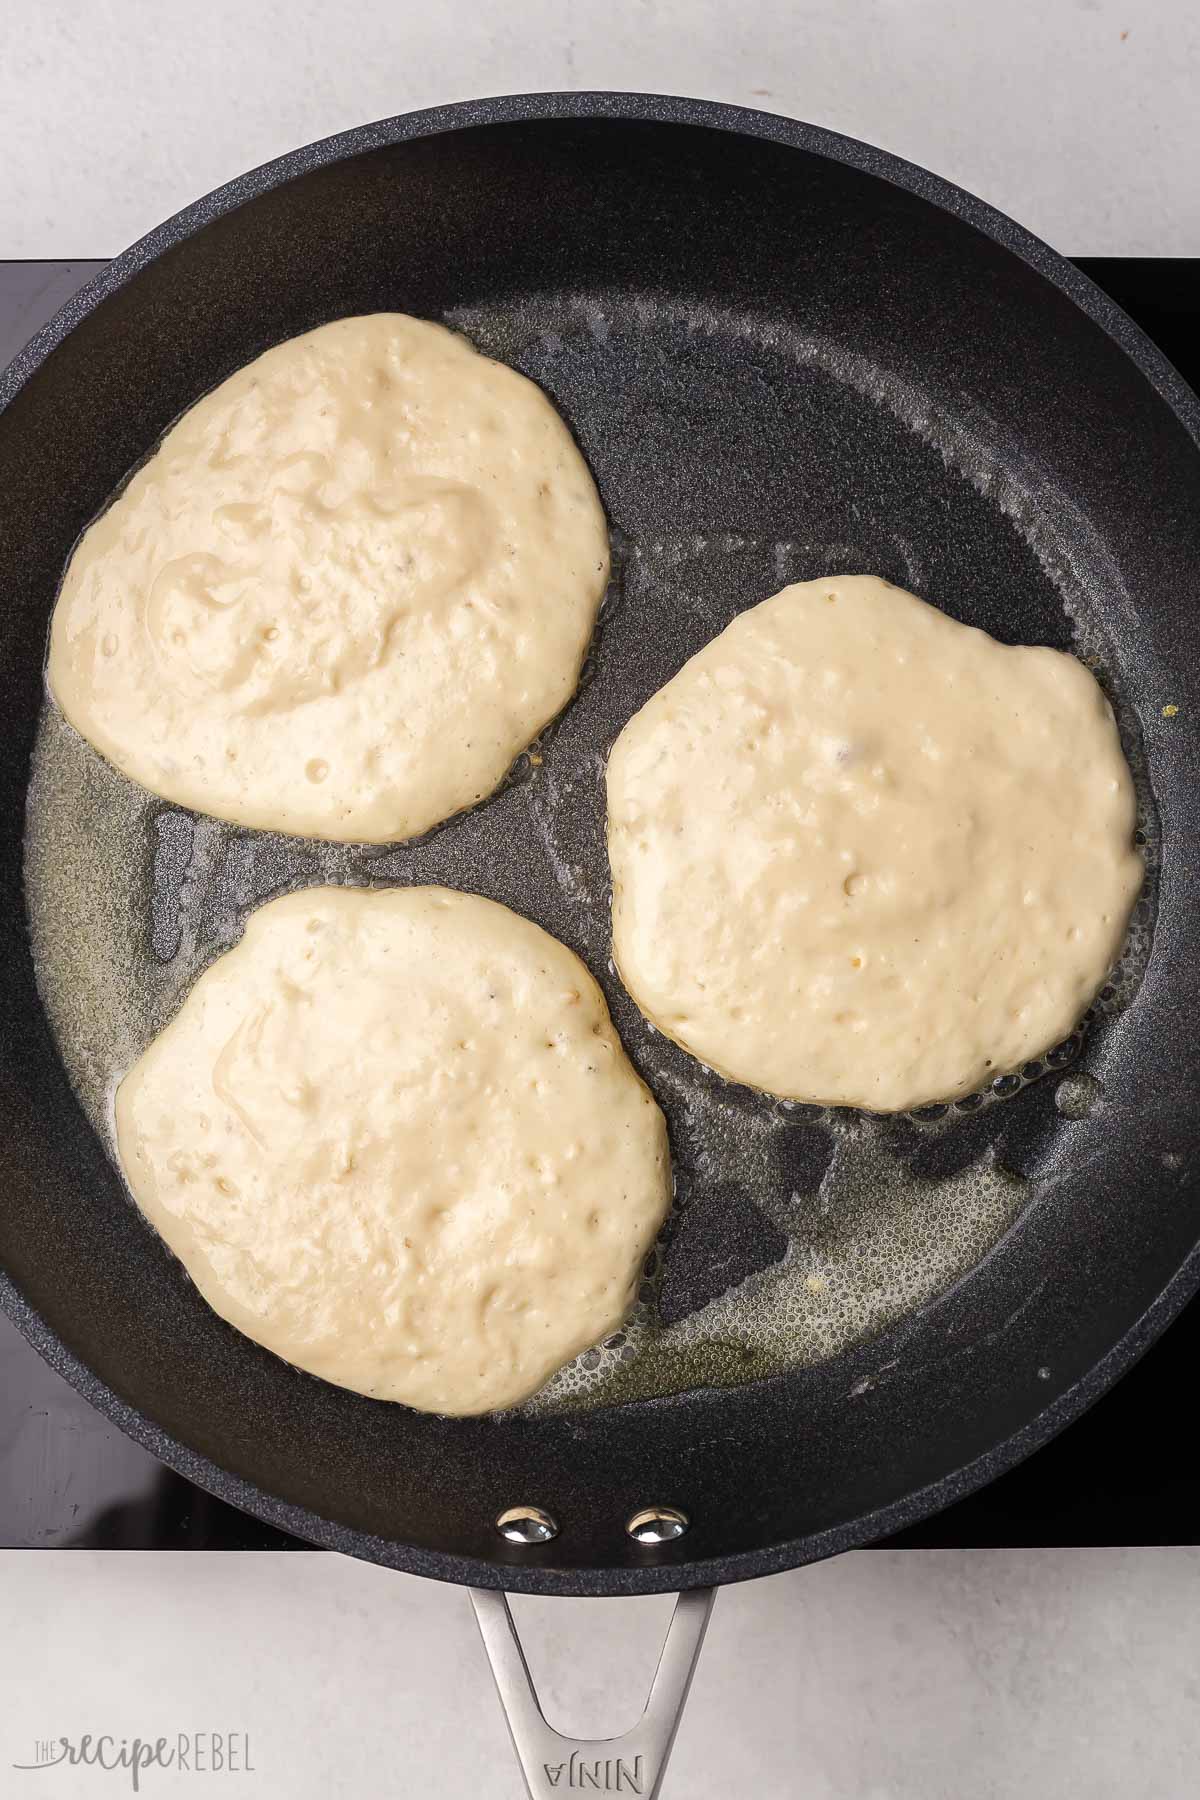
{"left": 25, "top": 288, "right": 1157, "bottom": 1413}
{"left": 3, "top": 109, "right": 1198, "bottom": 1587}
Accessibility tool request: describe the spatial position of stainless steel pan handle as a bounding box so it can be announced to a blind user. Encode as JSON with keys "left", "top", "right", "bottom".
{"left": 470, "top": 1587, "right": 715, "bottom": 1799}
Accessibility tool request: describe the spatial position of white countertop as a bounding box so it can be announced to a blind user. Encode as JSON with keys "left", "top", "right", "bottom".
{"left": 4, "top": 1549, "right": 1200, "bottom": 1799}
{"left": 3, "top": 0, "right": 1199, "bottom": 258}
{"left": 4, "top": 5, "right": 1200, "bottom": 1796}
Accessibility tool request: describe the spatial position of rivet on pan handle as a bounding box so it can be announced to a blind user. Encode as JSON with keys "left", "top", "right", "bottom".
{"left": 470, "top": 1587, "right": 715, "bottom": 1800}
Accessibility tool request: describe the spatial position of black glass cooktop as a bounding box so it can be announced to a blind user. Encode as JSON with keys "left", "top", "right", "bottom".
{"left": 1, "top": 258, "right": 1197, "bottom": 1551}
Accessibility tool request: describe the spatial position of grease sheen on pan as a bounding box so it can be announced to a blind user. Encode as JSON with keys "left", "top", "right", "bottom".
{"left": 48, "top": 314, "right": 609, "bottom": 843}
{"left": 114, "top": 886, "right": 670, "bottom": 1415}
{"left": 607, "top": 575, "right": 1143, "bottom": 1113}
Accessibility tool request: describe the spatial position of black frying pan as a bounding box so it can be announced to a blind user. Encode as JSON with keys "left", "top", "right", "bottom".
{"left": 2, "top": 90, "right": 1200, "bottom": 1790}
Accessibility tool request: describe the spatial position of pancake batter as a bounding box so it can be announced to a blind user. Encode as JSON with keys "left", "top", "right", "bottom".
{"left": 115, "top": 885, "right": 670, "bottom": 1414}
{"left": 48, "top": 314, "right": 609, "bottom": 842}
{"left": 607, "top": 574, "right": 1142, "bottom": 1112}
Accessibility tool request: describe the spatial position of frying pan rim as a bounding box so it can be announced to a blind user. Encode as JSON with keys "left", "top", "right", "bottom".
{"left": 2, "top": 90, "right": 1198, "bottom": 1596}
{"left": 4, "top": 91, "right": 1199, "bottom": 454}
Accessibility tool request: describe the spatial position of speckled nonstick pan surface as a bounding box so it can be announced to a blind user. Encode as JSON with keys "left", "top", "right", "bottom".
{"left": 1, "top": 95, "right": 1199, "bottom": 1596}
